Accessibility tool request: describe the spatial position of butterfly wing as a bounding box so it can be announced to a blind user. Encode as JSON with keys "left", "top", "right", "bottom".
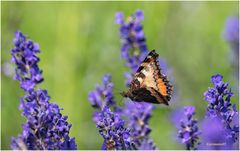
{"left": 129, "top": 50, "right": 172, "bottom": 105}
{"left": 130, "top": 87, "right": 168, "bottom": 104}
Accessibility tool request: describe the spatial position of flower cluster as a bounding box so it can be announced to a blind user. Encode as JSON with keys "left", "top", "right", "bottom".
{"left": 203, "top": 74, "right": 239, "bottom": 148}
{"left": 88, "top": 74, "right": 117, "bottom": 110}
{"left": 123, "top": 101, "right": 156, "bottom": 149}
{"left": 88, "top": 74, "right": 133, "bottom": 150}
{"left": 11, "top": 31, "right": 43, "bottom": 92}
{"left": 10, "top": 31, "right": 77, "bottom": 150}
{"left": 115, "top": 9, "right": 148, "bottom": 74}
{"left": 88, "top": 74, "right": 158, "bottom": 150}
{"left": 88, "top": 75, "right": 157, "bottom": 150}
{"left": 173, "top": 74, "right": 239, "bottom": 150}
{"left": 115, "top": 9, "right": 169, "bottom": 85}
{"left": 95, "top": 107, "right": 134, "bottom": 150}
{"left": 177, "top": 106, "right": 200, "bottom": 150}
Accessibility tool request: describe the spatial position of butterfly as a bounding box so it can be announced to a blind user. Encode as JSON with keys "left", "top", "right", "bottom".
{"left": 121, "top": 50, "right": 173, "bottom": 105}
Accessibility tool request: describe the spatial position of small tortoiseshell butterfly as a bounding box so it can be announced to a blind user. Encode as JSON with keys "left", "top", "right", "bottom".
{"left": 121, "top": 50, "right": 173, "bottom": 105}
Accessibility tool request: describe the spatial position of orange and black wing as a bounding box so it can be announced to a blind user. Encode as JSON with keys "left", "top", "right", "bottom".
{"left": 130, "top": 50, "right": 172, "bottom": 105}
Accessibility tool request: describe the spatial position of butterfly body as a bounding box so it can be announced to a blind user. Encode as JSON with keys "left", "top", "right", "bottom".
{"left": 121, "top": 50, "right": 173, "bottom": 105}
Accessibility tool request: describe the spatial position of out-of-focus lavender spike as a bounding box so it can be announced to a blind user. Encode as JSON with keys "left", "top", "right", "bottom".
{"left": 199, "top": 117, "right": 233, "bottom": 150}
{"left": 139, "top": 138, "right": 157, "bottom": 150}
{"left": 223, "top": 16, "right": 239, "bottom": 49}
{"left": 223, "top": 16, "right": 239, "bottom": 77}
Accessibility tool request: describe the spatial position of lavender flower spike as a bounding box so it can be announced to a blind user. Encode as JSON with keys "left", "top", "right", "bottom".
{"left": 11, "top": 31, "right": 43, "bottom": 92}
{"left": 88, "top": 74, "right": 117, "bottom": 110}
{"left": 178, "top": 106, "right": 200, "bottom": 150}
{"left": 203, "top": 74, "right": 239, "bottom": 147}
{"left": 95, "top": 106, "right": 134, "bottom": 150}
{"left": 223, "top": 16, "right": 239, "bottom": 50}
{"left": 11, "top": 31, "right": 77, "bottom": 150}
{"left": 88, "top": 75, "right": 134, "bottom": 150}
{"left": 115, "top": 9, "right": 148, "bottom": 76}
{"left": 123, "top": 101, "right": 157, "bottom": 149}
{"left": 223, "top": 16, "right": 239, "bottom": 77}
{"left": 115, "top": 10, "right": 169, "bottom": 85}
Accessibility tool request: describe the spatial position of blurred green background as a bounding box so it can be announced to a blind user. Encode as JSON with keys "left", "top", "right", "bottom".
{"left": 1, "top": 1, "right": 239, "bottom": 150}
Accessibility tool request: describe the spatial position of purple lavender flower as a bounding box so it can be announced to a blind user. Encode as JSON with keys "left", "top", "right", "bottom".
{"left": 88, "top": 75, "right": 133, "bottom": 150}
{"left": 10, "top": 31, "right": 77, "bottom": 150}
{"left": 90, "top": 75, "right": 157, "bottom": 150}
{"left": 88, "top": 74, "right": 117, "bottom": 111}
{"left": 115, "top": 10, "right": 169, "bottom": 86}
{"left": 123, "top": 101, "right": 157, "bottom": 149}
{"left": 203, "top": 74, "right": 239, "bottom": 148}
{"left": 95, "top": 106, "right": 135, "bottom": 150}
{"left": 115, "top": 9, "right": 148, "bottom": 78}
{"left": 223, "top": 16, "right": 239, "bottom": 46}
{"left": 177, "top": 106, "right": 200, "bottom": 150}
{"left": 11, "top": 31, "right": 43, "bottom": 92}
{"left": 139, "top": 138, "right": 157, "bottom": 150}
